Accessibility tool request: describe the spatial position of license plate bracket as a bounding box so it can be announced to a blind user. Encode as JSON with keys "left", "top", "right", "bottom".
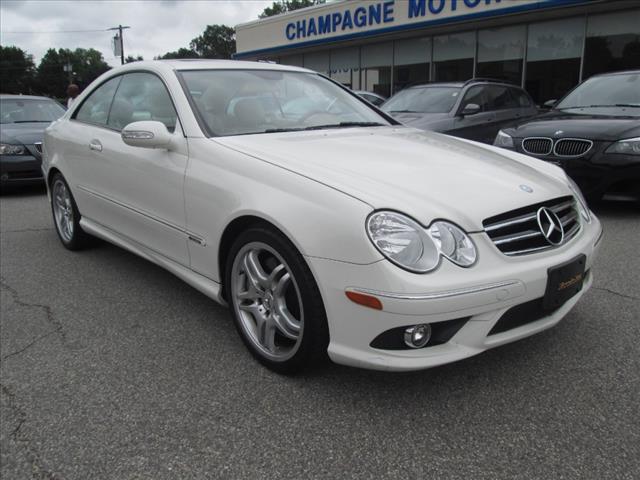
{"left": 543, "top": 254, "right": 586, "bottom": 311}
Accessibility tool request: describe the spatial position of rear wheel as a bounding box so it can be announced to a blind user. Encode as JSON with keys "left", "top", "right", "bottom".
{"left": 50, "top": 173, "right": 92, "bottom": 250}
{"left": 226, "top": 227, "right": 329, "bottom": 373}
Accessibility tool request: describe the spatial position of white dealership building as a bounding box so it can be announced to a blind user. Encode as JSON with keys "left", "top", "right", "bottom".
{"left": 235, "top": 0, "right": 640, "bottom": 104}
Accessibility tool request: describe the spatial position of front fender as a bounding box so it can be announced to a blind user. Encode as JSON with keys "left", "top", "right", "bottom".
{"left": 184, "top": 138, "right": 383, "bottom": 283}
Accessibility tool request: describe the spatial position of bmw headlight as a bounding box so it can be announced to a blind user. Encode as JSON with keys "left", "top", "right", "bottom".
{"left": 366, "top": 211, "right": 477, "bottom": 273}
{"left": 567, "top": 177, "right": 591, "bottom": 223}
{"left": 494, "top": 130, "right": 514, "bottom": 148}
{"left": 0, "top": 143, "right": 26, "bottom": 155}
{"left": 605, "top": 137, "right": 640, "bottom": 156}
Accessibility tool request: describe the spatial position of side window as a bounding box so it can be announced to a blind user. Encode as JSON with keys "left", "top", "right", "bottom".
{"left": 107, "top": 72, "right": 177, "bottom": 132}
{"left": 485, "top": 85, "right": 519, "bottom": 111}
{"left": 510, "top": 87, "right": 533, "bottom": 108}
{"left": 461, "top": 85, "right": 486, "bottom": 112}
{"left": 74, "top": 76, "right": 121, "bottom": 126}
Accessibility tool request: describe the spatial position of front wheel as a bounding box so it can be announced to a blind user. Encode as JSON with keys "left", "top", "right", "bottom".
{"left": 50, "top": 173, "right": 92, "bottom": 250}
{"left": 226, "top": 227, "right": 329, "bottom": 373}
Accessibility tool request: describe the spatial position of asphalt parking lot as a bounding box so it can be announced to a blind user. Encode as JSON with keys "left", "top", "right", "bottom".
{"left": 1, "top": 186, "right": 638, "bottom": 480}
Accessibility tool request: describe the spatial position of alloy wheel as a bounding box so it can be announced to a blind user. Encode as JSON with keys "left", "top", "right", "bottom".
{"left": 230, "top": 242, "right": 304, "bottom": 361}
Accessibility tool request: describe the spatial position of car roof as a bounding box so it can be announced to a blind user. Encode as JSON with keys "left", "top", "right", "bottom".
{"left": 0, "top": 94, "right": 57, "bottom": 101}
{"left": 405, "top": 78, "right": 521, "bottom": 90}
{"left": 590, "top": 69, "right": 640, "bottom": 77}
{"left": 117, "top": 59, "right": 312, "bottom": 75}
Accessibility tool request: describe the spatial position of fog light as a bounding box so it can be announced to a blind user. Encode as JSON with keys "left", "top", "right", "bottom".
{"left": 404, "top": 324, "right": 431, "bottom": 349}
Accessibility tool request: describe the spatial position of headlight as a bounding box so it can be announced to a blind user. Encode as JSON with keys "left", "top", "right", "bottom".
{"left": 567, "top": 177, "right": 591, "bottom": 223}
{"left": 0, "top": 143, "right": 26, "bottom": 155}
{"left": 366, "top": 211, "right": 477, "bottom": 273}
{"left": 429, "top": 221, "right": 477, "bottom": 267}
{"left": 605, "top": 137, "right": 640, "bottom": 156}
{"left": 494, "top": 130, "right": 514, "bottom": 148}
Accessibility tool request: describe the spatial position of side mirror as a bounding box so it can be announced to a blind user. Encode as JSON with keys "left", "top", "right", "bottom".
{"left": 121, "top": 121, "right": 172, "bottom": 149}
{"left": 460, "top": 103, "right": 481, "bottom": 116}
{"left": 543, "top": 99, "right": 558, "bottom": 109}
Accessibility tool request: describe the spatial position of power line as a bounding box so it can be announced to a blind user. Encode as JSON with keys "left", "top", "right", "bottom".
{"left": 2, "top": 29, "right": 110, "bottom": 34}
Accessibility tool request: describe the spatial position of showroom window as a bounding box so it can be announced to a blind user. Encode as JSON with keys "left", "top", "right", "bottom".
{"left": 361, "top": 42, "right": 393, "bottom": 98}
{"left": 279, "top": 54, "right": 303, "bottom": 67}
{"left": 525, "top": 17, "right": 584, "bottom": 105}
{"left": 476, "top": 25, "right": 525, "bottom": 85}
{"left": 433, "top": 32, "right": 475, "bottom": 81}
{"left": 393, "top": 37, "right": 431, "bottom": 93}
{"left": 330, "top": 47, "right": 360, "bottom": 90}
{"left": 583, "top": 10, "right": 640, "bottom": 79}
{"left": 304, "top": 51, "right": 330, "bottom": 75}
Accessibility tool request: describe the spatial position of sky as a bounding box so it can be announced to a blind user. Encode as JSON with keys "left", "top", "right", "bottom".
{"left": 0, "top": 0, "right": 273, "bottom": 66}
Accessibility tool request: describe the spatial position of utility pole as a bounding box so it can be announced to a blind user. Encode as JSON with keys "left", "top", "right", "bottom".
{"left": 108, "top": 24, "right": 130, "bottom": 65}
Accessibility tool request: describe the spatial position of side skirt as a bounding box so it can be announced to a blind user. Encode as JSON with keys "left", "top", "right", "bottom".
{"left": 79, "top": 217, "right": 227, "bottom": 306}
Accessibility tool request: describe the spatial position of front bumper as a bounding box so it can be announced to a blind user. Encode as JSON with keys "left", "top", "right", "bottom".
{"left": 306, "top": 214, "right": 602, "bottom": 371}
{"left": 0, "top": 153, "right": 44, "bottom": 187}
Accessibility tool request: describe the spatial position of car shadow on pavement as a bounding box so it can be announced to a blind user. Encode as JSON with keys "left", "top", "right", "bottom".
{"left": 590, "top": 199, "right": 639, "bottom": 217}
{"left": 0, "top": 184, "right": 47, "bottom": 197}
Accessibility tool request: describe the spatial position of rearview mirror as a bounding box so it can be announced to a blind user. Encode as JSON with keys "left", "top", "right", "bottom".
{"left": 460, "top": 103, "right": 481, "bottom": 116}
{"left": 121, "top": 121, "right": 172, "bottom": 149}
{"left": 543, "top": 99, "right": 558, "bottom": 109}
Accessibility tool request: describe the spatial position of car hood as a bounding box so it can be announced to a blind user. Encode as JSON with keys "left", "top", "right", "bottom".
{"left": 386, "top": 112, "right": 450, "bottom": 130}
{"left": 215, "top": 126, "right": 569, "bottom": 231}
{"left": 0, "top": 122, "right": 48, "bottom": 145}
{"left": 507, "top": 109, "right": 640, "bottom": 141}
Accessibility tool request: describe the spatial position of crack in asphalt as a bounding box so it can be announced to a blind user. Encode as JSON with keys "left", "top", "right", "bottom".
{"left": 593, "top": 286, "right": 639, "bottom": 301}
{"left": 1, "top": 383, "right": 62, "bottom": 479}
{"left": 1, "top": 331, "right": 59, "bottom": 361}
{"left": 0, "top": 277, "right": 67, "bottom": 361}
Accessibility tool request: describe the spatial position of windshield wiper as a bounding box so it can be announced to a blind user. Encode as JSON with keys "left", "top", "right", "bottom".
{"left": 560, "top": 104, "right": 640, "bottom": 109}
{"left": 263, "top": 127, "right": 305, "bottom": 133}
{"left": 303, "top": 121, "right": 385, "bottom": 131}
{"left": 263, "top": 122, "right": 385, "bottom": 134}
{"left": 12, "top": 120, "right": 52, "bottom": 123}
{"left": 388, "top": 110, "right": 421, "bottom": 113}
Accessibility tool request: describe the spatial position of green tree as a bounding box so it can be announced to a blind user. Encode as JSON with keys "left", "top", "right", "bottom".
{"left": 125, "top": 55, "right": 144, "bottom": 63}
{"left": 189, "top": 25, "right": 236, "bottom": 59}
{"left": 156, "top": 48, "right": 199, "bottom": 60}
{"left": 259, "top": 0, "right": 324, "bottom": 18}
{"left": 35, "top": 48, "right": 110, "bottom": 98}
{"left": 0, "top": 45, "right": 36, "bottom": 94}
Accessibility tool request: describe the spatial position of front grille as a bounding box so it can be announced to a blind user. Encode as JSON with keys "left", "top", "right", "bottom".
{"left": 553, "top": 138, "right": 592, "bottom": 157}
{"left": 522, "top": 137, "right": 552, "bottom": 155}
{"left": 34, "top": 142, "right": 43, "bottom": 154}
{"left": 483, "top": 196, "right": 581, "bottom": 256}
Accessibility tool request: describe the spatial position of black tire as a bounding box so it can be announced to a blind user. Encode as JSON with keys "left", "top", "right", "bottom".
{"left": 50, "top": 173, "right": 93, "bottom": 250}
{"left": 225, "top": 226, "right": 329, "bottom": 374}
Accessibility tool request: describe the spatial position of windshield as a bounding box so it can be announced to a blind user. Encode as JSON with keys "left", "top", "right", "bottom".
{"left": 381, "top": 86, "right": 461, "bottom": 114}
{"left": 0, "top": 98, "right": 65, "bottom": 124}
{"left": 556, "top": 73, "right": 640, "bottom": 111}
{"left": 179, "top": 69, "right": 390, "bottom": 136}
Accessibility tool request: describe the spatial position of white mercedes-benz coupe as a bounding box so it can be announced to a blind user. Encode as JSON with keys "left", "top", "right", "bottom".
{"left": 43, "top": 60, "right": 602, "bottom": 373}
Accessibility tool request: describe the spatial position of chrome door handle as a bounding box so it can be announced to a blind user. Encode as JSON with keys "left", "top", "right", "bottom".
{"left": 89, "top": 140, "right": 102, "bottom": 152}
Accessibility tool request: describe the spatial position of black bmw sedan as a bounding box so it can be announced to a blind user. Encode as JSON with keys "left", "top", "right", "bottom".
{"left": 1, "top": 95, "right": 66, "bottom": 190}
{"left": 494, "top": 70, "right": 639, "bottom": 203}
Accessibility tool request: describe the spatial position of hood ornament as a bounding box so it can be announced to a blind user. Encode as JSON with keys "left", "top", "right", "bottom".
{"left": 537, "top": 207, "right": 564, "bottom": 245}
{"left": 554, "top": 130, "right": 564, "bottom": 136}
{"left": 519, "top": 184, "right": 534, "bottom": 193}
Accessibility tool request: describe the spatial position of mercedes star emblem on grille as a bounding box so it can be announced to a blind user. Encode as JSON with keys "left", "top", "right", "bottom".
{"left": 537, "top": 207, "right": 564, "bottom": 246}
